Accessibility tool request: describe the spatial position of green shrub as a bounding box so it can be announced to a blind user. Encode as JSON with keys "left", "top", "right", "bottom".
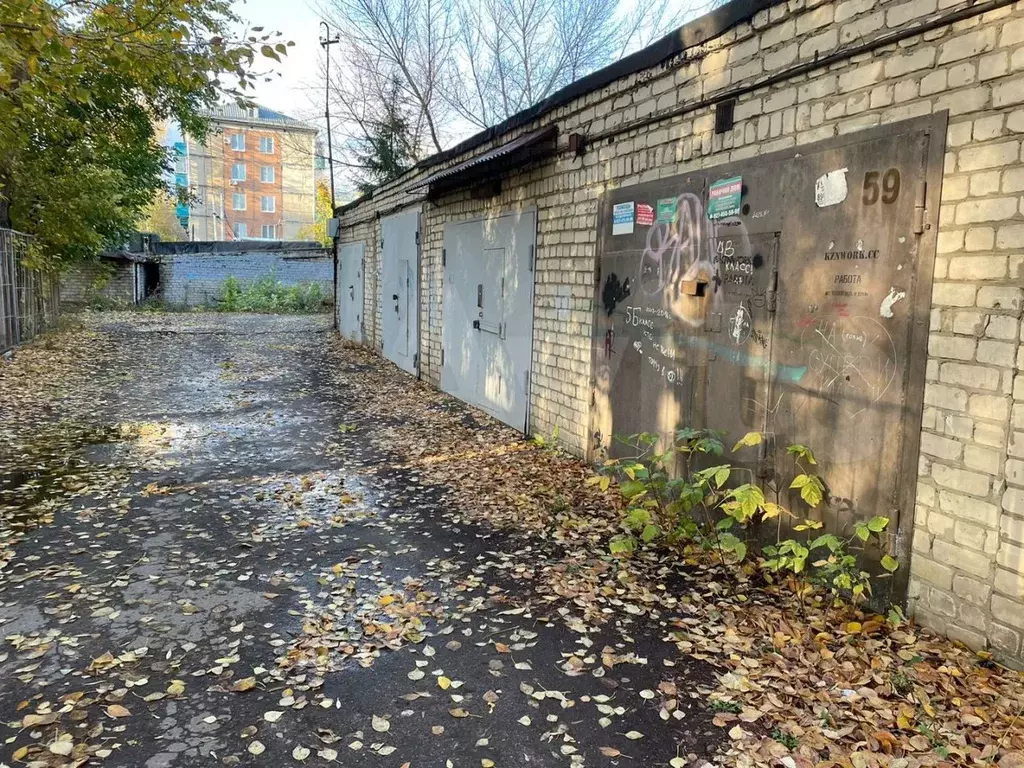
{"left": 214, "top": 275, "right": 326, "bottom": 313}
{"left": 591, "top": 428, "right": 898, "bottom": 607}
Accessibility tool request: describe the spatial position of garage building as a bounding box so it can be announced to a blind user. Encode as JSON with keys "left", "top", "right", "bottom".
{"left": 335, "top": 0, "right": 1024, "bottom": 661}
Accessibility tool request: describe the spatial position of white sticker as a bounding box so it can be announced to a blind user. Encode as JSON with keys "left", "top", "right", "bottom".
{"left": 612, "top": 202, "right": 634, "bottom": 235}
{"left": 880, "top": 287, "right": 906, "bottom": 318}
{"left": 814, "top": 168, "right": 849, "bottom": 208}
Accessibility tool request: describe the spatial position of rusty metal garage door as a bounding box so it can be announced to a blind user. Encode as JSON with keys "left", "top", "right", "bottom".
{"left": 589, "top": 114, "right": 946, "bottom": 597}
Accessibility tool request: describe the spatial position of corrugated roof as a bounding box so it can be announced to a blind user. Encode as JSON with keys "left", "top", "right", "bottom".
{"left": 407, "top": 126, "right": 557, "bottom": 191}
{"left": 200, "top": 104, "right": 318, "bottom": 133}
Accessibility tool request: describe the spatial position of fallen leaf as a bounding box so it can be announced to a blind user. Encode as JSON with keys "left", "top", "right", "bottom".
{"left": 232, "top": 677, "right": 256, "bottom": 692}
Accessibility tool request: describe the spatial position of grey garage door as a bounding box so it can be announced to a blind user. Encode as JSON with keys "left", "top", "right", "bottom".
{"left": 337, "top": 241, "right": 364, "bottom": 343}
{"left": 380, "top": 207, "right": 420, "bottom": 375}
{"left": 441, "top": 211, "right": 536, "bottom": 431}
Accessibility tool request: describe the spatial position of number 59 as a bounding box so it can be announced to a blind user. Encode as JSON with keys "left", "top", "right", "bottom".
{"left": 863, "top": 168, "right": 901, "bottom": 205}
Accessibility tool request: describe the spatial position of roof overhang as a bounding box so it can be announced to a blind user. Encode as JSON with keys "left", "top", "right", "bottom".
{"left": 407, "top": 126, "right": 558, "bottom": 197}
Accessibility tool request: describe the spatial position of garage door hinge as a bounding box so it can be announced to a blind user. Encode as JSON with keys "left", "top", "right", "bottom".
{"left": 442, "top": 248, "right": 446, "bottom": 267}
{"left": 441, "top": 348, "right": 445, "bottom": 366}
{"left": 415, "top": 230, "right": 420, "bottom": 245}
{"left": 913, "top": 180, "right": 927, "bottom": 234}
{"left": 595, "top": 264, "right": 601, "bottom": 285}
{"left": 528, "top": 244, "right": 535, "bottom": 272}
{"left": 524, "top": 370, "right": 530, "bottom": 393}
{"left": 767, "top": 266, "right": 778, "bottom": 313}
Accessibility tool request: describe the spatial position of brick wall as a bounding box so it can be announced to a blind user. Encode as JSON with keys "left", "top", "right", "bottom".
{"left": 337, "top": 0, "right": 1024, "bottom": 661}
{"left": 61, "top": 260, "right": 136, "bottom": 305}
{"left": 161, "top": 250, "right": 332, "bottom": 306}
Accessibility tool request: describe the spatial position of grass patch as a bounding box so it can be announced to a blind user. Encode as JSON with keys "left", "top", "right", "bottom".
{"left": 215, "top": 275, "right": 326, "bottom": 313}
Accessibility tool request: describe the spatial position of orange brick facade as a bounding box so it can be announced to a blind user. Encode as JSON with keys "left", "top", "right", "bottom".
{"left": 220, "top": 128, "right": 285, "bottom": 240}
{"left": 186, "top": 106, "right": 316, "bottom": 241}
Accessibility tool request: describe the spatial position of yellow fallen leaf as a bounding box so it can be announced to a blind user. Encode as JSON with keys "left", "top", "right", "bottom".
{"left": 438, "top": 676, "right": 452, "bottom": 690}
{"left": 106, "top": 704, "right": 131, "bottom": 718}
{"left": 232, "top": 677, "right": 256, "bottom": 692}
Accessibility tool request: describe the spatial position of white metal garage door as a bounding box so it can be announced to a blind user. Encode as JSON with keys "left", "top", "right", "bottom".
{"left": 380, "top": 207, "right": 420, "bottom": 375}
{"left": 441, "top": 211, "right": 536, "bottom": 431}
{"left": 337, "top": 241, "right": 364, "bottom": 343}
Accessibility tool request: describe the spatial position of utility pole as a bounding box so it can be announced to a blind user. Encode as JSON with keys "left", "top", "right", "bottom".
{"left": 320, "top": 22, "right": 339, "bottom": 210}
{"left": 320, "top": 20, "right": 340, "bottom": 328}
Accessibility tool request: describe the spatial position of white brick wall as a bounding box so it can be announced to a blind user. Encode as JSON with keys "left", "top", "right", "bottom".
{"left": 337, "top": 0, "right": 1024, "bottom": 663}
{"left": 161, "top": 250, "right": 332, "bottom": 306}
{"left": 61, "top": 260, "right": 135, "bottom": 305}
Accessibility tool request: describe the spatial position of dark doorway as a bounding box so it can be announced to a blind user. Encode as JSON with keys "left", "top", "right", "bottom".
{"left": 142, "top": 262, "right": 160, "bottom": 299}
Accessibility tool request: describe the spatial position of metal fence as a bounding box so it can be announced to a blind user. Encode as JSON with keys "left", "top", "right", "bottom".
{"left": 0, "top": 229, "right": 60, "bottom": 354}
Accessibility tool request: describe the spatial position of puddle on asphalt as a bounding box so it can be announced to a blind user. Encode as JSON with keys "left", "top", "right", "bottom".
{"left": 0, "top": 422, "right": 133, "bottom": 531}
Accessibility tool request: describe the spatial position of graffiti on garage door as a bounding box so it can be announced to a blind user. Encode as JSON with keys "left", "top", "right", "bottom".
{"left": 590, "top": 114, "right": 947, "bottom": 599}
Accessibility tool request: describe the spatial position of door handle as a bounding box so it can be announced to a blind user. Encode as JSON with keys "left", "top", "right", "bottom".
{"left": 477, "top": 284, "right": 483, "bottom": 308}
{"left": 392, "top": 294, "right": 399, "bottom": 300}
{"left": 472, "top": 320, "right": 480, "bottom": 330}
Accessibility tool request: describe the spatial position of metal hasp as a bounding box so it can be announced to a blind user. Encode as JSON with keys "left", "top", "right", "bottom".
{"left": 441, "top": 212, "right": 537, "bottom": 432}
{"left": 380, "top": 207, "right": 421, "bottom": 375}
{"left": 337, "top": 241, "right": 365, "bottom": 344}
{"left": 588, "top": 114, "right": 946, "bottom": 605}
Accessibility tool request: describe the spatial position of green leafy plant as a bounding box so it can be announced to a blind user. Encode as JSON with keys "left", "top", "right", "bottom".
{"left": 590, "top": 427, "right": 899, "bottom": 607}
{"left": 532, "top": 425, "right": 562, "bottom": 453}
{"left": 772, "top": 729, "right": 799, "bottom": 750}
{"left": 214, "top": 275, "right": 326, "bottom": 314}
{"left": 592, "top": 428, "right": 782, "bottom": 562}
{"left": 761, "top": 441, "right": 898, "bottom": 603}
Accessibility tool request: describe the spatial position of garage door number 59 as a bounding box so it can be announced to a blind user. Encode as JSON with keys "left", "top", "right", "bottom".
{"left": 862, "top": 168, "right": 901, "bottom": 205}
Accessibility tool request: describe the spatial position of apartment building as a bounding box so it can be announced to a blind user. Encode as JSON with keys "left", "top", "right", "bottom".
{"left": 185, "top": 105, "right": 318, "bottom": 241}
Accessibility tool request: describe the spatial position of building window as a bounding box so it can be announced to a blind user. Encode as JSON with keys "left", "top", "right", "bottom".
{"left": 260, "top": 166, "right": 275, "bottom": 183}
{"left": 261, "top": 195, "right": 275, "bottom": 213}
{"left": 232, "top": 193, "right": 246, "bottom": 210}
{"left": 229, "top": 133, "right": 245, "bottom": 151}
{"left": 259, "top": 136, "right": 274, "bottom": 153}
{"left": 233, "top": 222, "right": 247, "bottom": 239}
{"left": 231, "top": 163, "right": 246, "bottom": 181}
{"left": 261, "top": 224, "right": 276, "bottom": 239}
